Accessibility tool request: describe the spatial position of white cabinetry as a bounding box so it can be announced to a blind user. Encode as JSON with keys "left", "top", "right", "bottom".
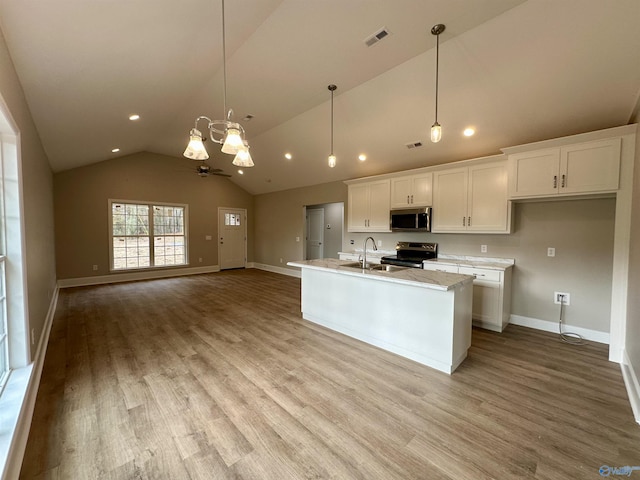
{"left": 432, "top": 161, "right": 510, "bottom": 233}
{"left": 423, "top": 261, "right": 512, "bottom": 332}
{"left": 347, "top": 180, "right": 391, "bottom": 232}
{"left": 390, "top": 173, "right": 432, "bottom": 208}
{"left": 508, "top": 138, "right": 621, "bottom": 198}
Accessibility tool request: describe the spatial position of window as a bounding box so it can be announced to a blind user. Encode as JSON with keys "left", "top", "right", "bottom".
{"left": 110, "top": 200, "right": 187, "bottom": 270}
{"left": 224, "top": 212, "right": 241, "bottom": 226}
{"left": 0, "top": 255, "right": 7, "bottom": 394}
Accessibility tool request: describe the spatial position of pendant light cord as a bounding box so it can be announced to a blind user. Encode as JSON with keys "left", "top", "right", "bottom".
{"left": 434, "top": 31, "right": 439, "bottom": 124}
{"left": 330, "top": 88, "right": 334, "bottom": 155}
{"left": 221, "top": 0, "right": 228, "bottom": 118}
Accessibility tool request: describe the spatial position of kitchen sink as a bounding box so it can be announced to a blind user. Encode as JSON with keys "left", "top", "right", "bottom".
{"left": 340, "top": 262, "right": 406, "bottom": 273}
{"left": 370, "top": 264, "right": 407, "bottom": 272}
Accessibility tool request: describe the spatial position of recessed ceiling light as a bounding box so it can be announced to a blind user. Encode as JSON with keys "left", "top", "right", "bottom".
{"left": 129, "top": 114, "right": 140, "bottom": 121}
{"left": 463, "top": 127, "right": 475, "bottom": 137}
{"left": 284, "top": 153, "right": 292, "bottom": 160}
{"left": 111, "top": 148, "right": 120, "bottom": 153}
{"left": 358, "top": 154, "right": 367, "bottom": 161}
{"left": 238, "top": 169, "right": 244, "bottom": 175}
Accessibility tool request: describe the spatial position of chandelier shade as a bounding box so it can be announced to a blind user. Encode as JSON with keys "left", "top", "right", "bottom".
{"left": 183, "top": 128, "right": 209, "bottom": 160}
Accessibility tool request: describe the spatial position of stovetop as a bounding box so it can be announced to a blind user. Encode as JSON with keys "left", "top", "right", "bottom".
{"left": 380, "top": 242, "right": 438, "bottom": 268}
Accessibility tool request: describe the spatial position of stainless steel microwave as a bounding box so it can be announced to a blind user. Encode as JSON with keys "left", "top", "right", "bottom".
{"left": 390, "top": 207, "right": 432, "bottom": 232}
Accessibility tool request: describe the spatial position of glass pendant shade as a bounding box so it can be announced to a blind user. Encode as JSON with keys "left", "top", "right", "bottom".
{"left": 221, "top": 126, "right": 243, "bottom": 154}
{"left": 328, "top": 154, "right": 337, "bottom": 168}
{"left": 232, "top": 142, "right": 254, "bottom": 167}
{"left": 183, "top": 128, "right": 209, "bottom": 160}
{"left": 431, "top": 122, "right": 442, "bottom": 143}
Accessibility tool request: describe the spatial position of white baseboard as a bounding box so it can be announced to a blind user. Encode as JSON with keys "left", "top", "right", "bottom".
{"left": 509, "top": 314, "right": 610, "bottom": 344}
{"left": 252, "top": 263, "right": 301, "bottom": 278}
{"left": 621, "top": 350, "right": 640, "bottom": 425}
{"left": 1, "top": 286, "right": 59, "bottom": 480}
{"left": 57, "top": 265, "right": 221, "bottom": 288}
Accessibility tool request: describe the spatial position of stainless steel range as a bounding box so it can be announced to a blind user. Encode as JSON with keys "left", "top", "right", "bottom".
{"left": 380, "top": 241, "right": 438, "bottom": 268}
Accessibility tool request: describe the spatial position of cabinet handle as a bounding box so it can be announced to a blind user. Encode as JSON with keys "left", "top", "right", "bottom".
{"left": 463, "top": 217, "right": 466, "bottom": 227}
{"left": 407, "top": 195, "right": 410, "bottom": 204}
{"left": 410, "top": 194, "right": 414, "bottom": 203}
{"left": 553, "top": 175, "right": 557, "bottom": 188}
{"left": 561, "top": 174, "right": 566, "bottom": 188}
{"left": 468, "top": 217, "right": 471, "bottom": 227}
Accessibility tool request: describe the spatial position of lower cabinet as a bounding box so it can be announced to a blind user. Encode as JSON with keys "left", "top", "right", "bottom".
{"left": 423, "top": 262, "right": 512, "bottom": 332}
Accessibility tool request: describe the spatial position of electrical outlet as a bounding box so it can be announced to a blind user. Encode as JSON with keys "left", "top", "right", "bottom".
{"left": 547, "top": 247, "right": 556, "bottom": 257}
{"left": 92, "top": 264, "right": 98, "bottom": 271}
{"left": 31, "top": 328, "right": 35, "bottom": 345}
{"left": 198, "top": 257, "right": 203, "bottom": 263}
{"left": 377, "top": 240, "right": 382, "bottom": 247}
{"left": 350, "top": 239, "right": 354, "bottom": 245}
{"left": 280, "top": 258, "right": 283, "bottom": 263}
{"left": 554, "top": 292, "right": 570, "bottom": 305}
{"left": 480, "top": 245, "right": 487, "bottom": 253}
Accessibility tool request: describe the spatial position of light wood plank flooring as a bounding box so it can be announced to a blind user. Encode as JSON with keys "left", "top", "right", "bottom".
{"left": 20, "top": 269, "right": 639, "bottom": 479}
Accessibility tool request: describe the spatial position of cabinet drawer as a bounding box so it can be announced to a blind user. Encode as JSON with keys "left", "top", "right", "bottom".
{"left": 459, "top": 266, "right": 501, "bottom": 282}
{"left": 423, "top": 262, "right": 459, "bottom": 273}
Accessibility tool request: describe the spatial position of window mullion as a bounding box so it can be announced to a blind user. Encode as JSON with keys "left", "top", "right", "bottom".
{"left": 149, "top": 206, "right": 155, "bottom": 267}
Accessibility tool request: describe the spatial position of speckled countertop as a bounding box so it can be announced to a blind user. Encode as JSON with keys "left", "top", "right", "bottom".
{"left": 287, "top": 258, "right": 473, "bottom": 291}
{"left": 424, "top": 255, "right": 515, "bottom": 271}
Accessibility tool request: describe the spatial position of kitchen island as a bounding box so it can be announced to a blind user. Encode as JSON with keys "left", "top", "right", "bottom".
{"left": 287, "top": 258, "right": 474, "bottom": 374}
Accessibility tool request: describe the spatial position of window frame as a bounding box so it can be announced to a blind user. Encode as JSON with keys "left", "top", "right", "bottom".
{"left": 108, "top": 199, "right": 189, "bottom": 272}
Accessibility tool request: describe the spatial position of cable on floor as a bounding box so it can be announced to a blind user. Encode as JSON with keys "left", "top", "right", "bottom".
{"left": 558, "top": 293, "right": 585, "bottom": 345}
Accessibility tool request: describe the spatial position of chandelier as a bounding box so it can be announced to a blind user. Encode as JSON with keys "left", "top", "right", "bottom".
{"left": 183, "top": 0, "right": 254, "bottom": 167}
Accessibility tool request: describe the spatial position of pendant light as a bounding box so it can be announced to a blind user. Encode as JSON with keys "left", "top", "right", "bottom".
{"left": 183, "top": 0, "right": 254, "bottom": 166}
{"left": 327, "top": 84, "right": 337, "bottom": 168}
{"left": 430, "top": 24, "right": 445, "bottom": 143}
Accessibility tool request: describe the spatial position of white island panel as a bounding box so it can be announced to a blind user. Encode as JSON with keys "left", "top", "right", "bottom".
{"left": 298, "top": 266, "right": 472, "bottom": 374}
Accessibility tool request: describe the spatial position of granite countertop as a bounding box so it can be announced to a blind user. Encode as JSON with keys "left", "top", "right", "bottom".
{"left": 287, "top": 258, "right": 474, "bottom": 291}
{"left": 424, "top": 255, "right": 515, "bottom": 271}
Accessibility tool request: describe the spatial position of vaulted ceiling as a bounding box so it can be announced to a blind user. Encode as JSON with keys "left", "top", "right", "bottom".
{"left": 1, "top": 0, "right": 639, "bottom": 195}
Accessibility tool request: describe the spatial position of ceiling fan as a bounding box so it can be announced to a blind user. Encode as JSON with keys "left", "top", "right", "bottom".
{"left": 195, "top": 161, "right": 231, "bottom": 177}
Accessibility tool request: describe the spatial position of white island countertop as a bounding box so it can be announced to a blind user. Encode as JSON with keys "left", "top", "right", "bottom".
{"left": 288, "top": 258, "right": 473, "bottom": 291}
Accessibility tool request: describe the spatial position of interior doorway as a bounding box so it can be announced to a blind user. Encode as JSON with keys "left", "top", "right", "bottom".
{"left": 304, "top": 202, "right": 344, "bottom": 260}
{"left": 218, "top": 207, "right": 247, "bottom": 270}
{"left": 306, "top": 208, "right": 324, "bottom": 259}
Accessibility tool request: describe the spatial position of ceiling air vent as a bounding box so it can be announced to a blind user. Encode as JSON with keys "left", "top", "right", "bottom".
{"left": 405, "top": 141, "right": 423, "bottom": 149}
{"left": 364, "top": 27, "right": 390, "bottom": 47}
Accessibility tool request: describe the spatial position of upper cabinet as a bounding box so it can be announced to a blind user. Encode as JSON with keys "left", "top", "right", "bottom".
{"left": 508, "top": 138, "right": 621, "bottom": 198}
{"left": 347, "top": 179, "right": 391, "bottom": 232}
{"left": 390, "top": 173, "right": 432, "bottom": 209}
{"left": 432, "top": 161, "right": 511, "bottom": 234}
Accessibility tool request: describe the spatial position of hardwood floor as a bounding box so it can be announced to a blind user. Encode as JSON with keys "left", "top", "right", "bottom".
{"left": 20, "top": 269, "right": 639, "bottom": 479}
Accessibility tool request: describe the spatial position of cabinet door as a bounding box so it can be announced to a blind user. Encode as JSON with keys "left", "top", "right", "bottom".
{"left": 390, "top": 177, "right": 412, "bottom": 208}
{"left": 560, "top": 138, "right": 621, "bottom": 194}
{"left": 470, "top": 280, "right": 501, "bottom": 330}
{"left": 367, "top": 180, "right": 391, "bottom": 231}
{"left": 347, "top": 184, "right": 369, "bottom": 231}
{"left": 460, "top": 266, "right": 502, "bottom": 331}
{"left": 508, "top": 148, "right": 560, "bottom": 197}
{"left": 411, "top": 173, "right": 433, "bottom": 206}
{"left": 468, "top": 162, "right": 510, "bottom": 232}
{"left": 432, "top": 168, "right": 468, "bottom": 232}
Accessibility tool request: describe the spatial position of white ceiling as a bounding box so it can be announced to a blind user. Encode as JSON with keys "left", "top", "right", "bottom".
{"left": 1, "top": 0, "right": 639, "bottom": 195}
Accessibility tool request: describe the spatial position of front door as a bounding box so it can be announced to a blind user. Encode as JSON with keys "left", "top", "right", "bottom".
{"left": 218, "top": 208, "right": 246, "bottom": 270}
{"left": 306, "top": 208, "right": 324, "bottom": 260}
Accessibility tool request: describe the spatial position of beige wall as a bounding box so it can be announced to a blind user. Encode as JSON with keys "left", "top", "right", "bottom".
{"left": 0, "top": 27, "right": 57, "bottom": 359}
{"left": 254, "top": 181, "right": 347, "bottom": 267}
{"left": 54, "top": 151, "right": 254, "bottom": 279}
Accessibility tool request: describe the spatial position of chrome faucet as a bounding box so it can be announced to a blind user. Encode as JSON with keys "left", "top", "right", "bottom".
{"left": 363, "top": 236, "right": 377, "bottom": 268}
